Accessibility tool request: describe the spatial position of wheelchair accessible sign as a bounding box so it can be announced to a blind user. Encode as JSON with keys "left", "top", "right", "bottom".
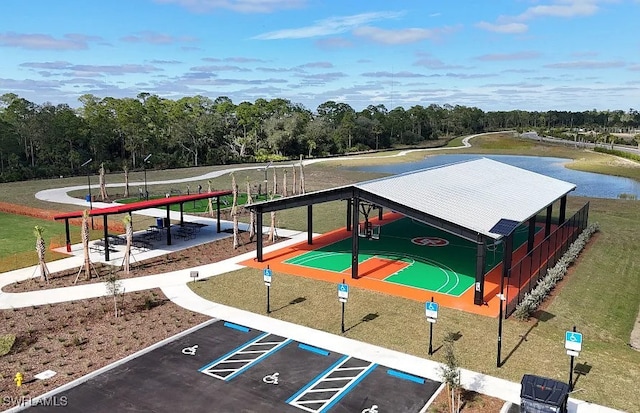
{"left": 338, "top": 283, "right": 349, "bottom": 303}
{"left": 565, "top": 331, "right": 583, "bottom": 356}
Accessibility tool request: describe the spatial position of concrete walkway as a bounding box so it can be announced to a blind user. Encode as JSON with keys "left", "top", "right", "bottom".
{"left": 1, "top": 133, "right": 624, "bottom": 413}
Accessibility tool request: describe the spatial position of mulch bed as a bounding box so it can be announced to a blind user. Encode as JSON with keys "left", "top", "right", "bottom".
{"left": 0, "top": 289, "right": 210, "bottom": 405}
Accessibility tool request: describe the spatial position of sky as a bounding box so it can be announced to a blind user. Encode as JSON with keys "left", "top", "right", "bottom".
{"left": 1, "top": 0, "right": 639, "bottom": 113}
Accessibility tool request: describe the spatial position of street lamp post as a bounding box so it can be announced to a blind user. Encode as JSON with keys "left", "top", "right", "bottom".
{"left": 81, "top": 158, "right": 94, "bottom": 229}
{"left": 143, "top": 154, "right": 152, "bottom": 201}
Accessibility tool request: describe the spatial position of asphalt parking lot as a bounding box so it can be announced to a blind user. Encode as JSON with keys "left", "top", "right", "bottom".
{"left": 26, "top": 320, "right": 441, "bottom": 412}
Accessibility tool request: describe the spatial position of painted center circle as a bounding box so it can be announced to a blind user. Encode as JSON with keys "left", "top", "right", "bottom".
{"left": 411, "top": 236, "right": 449, "bottom": 247}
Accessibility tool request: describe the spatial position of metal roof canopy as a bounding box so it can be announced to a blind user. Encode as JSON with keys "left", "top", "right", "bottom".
{"left": 247, "top": 157, "right": 576, "bottom": 242}
{"left": 53, "top": 190, "right": 232, "bottom": 220}
{"left": 53, "top": 190, "right": 233, "bottom": 260}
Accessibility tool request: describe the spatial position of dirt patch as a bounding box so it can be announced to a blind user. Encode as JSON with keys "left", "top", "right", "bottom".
{"left": 427, "top": 387, "right": 506, "bottom": 412}
{"left": 0, "top": 289, "right": 210, "bottom": 405}
{"left": 4, "top": 233, "right": 286, "bottom": 293}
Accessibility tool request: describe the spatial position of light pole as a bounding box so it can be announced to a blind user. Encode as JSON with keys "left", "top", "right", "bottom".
{"left": 81, "top": 158, "right": 94, "bottom": 229}
{"left": 143, "top": 154, "right": 152, "bottom": 201}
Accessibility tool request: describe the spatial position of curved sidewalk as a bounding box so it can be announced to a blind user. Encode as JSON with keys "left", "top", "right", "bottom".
{"left": 2, "top": 133, "right": 624, "bottom": 413}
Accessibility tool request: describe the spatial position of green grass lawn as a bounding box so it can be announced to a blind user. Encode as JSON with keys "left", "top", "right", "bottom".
{"left": 0, "top": 212, "right": 103, "bottom": 272}
{"left": 190, "top": 198, "right": 640, "bottom": 412}
{"left": 1, "top": 133, "right": 639, "bottom": 410}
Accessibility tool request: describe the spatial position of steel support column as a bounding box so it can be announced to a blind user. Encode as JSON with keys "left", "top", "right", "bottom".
{"left": 527, "top": 216, "right": 536, "bottom": 253}
{"left": 474, "top": 234, "right": 486, "bottom": 305}
{"left": 256, "top": 207, "right": 264, "bottom": 262}
{"left": 307, "top": 204, "right": 313, "bottom": 245}
{"left": 351, "top": 197, "right": 360, "bottom": 279}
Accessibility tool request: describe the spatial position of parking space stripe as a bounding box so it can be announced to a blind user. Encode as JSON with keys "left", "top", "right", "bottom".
{"left": 198, "top": 332, "right": 268, "bottom": 372}
{"left": 225, "top": 338, "right": 292, "bottom": 381}
{"left": 223, "top": 321, "right": 250, "bottom": 332}
{"left": 200, "top": 333, "right": 291, "bottom": 381}
{"left": 287, "top": 356, "right": 377, "bottom": 413}
{"left": 320, "top": 363, "right": 377, "bottom": 413}
{"left": 286, "top": 355, "right": 348, "bottom": 404}
{"left": 387, "top": 369, "right": 425, "bottom": 384}
{"left": 298, "top": 343, "right": 330, "bottom": 356}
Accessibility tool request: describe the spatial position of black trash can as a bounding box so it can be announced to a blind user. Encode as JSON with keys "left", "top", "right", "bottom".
{"left": 520, "top": 374, "right": 569, "bottom": 413}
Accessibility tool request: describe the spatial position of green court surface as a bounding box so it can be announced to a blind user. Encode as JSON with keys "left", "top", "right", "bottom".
{"left": 285, "top": 218, "right": 537, "bottom": 297}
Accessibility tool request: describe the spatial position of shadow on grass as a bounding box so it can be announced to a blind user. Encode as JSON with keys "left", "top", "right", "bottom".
{"left": 270, "top": 296, "right": 307, "bottom": 313}
{"left": 345, "top": 312, "right": 379, "bottom": 333}
{"left": 501, "top": 320, "right": 541, "bottom": 367}
{"left": 431, "top": 331, "right": 463, "bottom": 355}
{"left": 572, "top": 362, "right": 592, "bottom": 389}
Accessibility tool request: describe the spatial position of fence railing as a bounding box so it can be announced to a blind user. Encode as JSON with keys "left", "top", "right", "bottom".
{"left": 504, "top": 202, "right": 590, "bottom": 318}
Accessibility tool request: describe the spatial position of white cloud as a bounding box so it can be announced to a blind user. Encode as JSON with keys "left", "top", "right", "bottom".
{"left": 475, "top": 51, "right": 541, "bottom": 61}
{"left": 353, "top": 25, "right": 458, "bottom": 45}
{"left": 475, "top": 22, "right": 528, "bottom": 34}
{"left": 478, "top": 1, "right": 605, "bottom": 35}
{"left": 515, "top": 1, "right": 599, "bottom": 20}
{"left": 154, "top": 0, "right": 306, "bottom": 13}
{"left": 0, "top": 32, "right": 103, "bottom": 50}
{"left": 544, "top": 60, "right": 626, "bottom": 69}
{"left": 120, "top": 31, "right": 197, "bottom": 45}
{"left": 253, "top": 11, "right": 404, "bottom": 40}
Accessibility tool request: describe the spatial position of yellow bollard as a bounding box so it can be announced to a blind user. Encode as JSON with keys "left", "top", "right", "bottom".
{"left": 14, "top": 372, "right": 23, "bottom": 387}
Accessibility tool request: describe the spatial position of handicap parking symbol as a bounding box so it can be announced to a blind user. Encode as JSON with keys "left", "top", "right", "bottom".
{"left": 181, "top": 345, "right": 198, "bottom": 356}
{"left": 362, "top": 405, "right": 379, "bottom": 413}
{"left": 263, "top": 372, "right": 279, "bottom": 385}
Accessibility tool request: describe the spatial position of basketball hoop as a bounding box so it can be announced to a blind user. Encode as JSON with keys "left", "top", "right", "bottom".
{"left": 358, "top": 221, "right": 381, "bottom": 240}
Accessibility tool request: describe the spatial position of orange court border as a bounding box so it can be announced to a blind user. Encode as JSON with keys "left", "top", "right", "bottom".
{"left": 241, "top": 212, "right": 560, "bottom": 318}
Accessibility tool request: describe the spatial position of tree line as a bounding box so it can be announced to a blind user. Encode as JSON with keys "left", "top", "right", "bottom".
{"left": 1, "top": 92, "right": 639, "bottom": 183}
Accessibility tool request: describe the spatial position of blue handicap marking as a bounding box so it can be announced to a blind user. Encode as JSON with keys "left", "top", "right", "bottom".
{"left": 263, "top": 268, "right": 272, "bottom": 277}
{"left": 338, "top": 283, "right": 349, "bottom": 300}
{"left": 566, "top": 331, "right": 582, "bottom": 343}
{"left": 426, "top": 302, "right": 439, "bottom": 312}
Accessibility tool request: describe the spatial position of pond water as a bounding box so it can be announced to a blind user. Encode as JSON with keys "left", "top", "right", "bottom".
{"left": 346, "top": 154, "right": 640, "bottom": 199}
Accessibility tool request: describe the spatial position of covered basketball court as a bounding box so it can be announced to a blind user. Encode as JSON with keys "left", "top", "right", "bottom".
{"left": 246, "top": 158, "right": 584, "bottom": 313}
{"left": 53, "top": 190, "right": 232, "bottom": 261}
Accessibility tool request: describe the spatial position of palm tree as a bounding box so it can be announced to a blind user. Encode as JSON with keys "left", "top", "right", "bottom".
{"left": 246, "top": 179, "right": 256, "bottom": 242}
{"left": 99, "top": 162, "right": 108, "bottom": 201}
{"left": 207, "top": 180, "right": 214, "bottom": 217}
{"left": 74, "top": 209, "right": 92, "bottom": 283}
{"left": 123, "top": 163, "right": 130, "bottom": 198}
{"left": 291, "top": 163, "right": 297, "bottom": 196}
{"left": 299, "top": 154, "right": 306, "bottom": 194}
{"left": 269, "top": 194, "right": 276, "bottom": 243}
{"left": 231, "top": 173, "right": 239, "bottom": 249}
{"left": 272, "top": 166, "right": 277, "bottom": 196}
{"left": 282, "top": 170, "right": 288, "bottom": 197}
{"left": 33, "top": 226, "right": 50, "bottom": 283}
{"left": 122, "top": 215, "right": 132, "bottom": 274}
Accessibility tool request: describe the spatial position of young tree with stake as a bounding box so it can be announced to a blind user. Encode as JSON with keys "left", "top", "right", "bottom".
{"left": 33, "top": 226, "right": 50, "bottom": 283}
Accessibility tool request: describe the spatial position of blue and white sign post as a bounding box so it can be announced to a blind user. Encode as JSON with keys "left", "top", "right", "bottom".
{"left": 425, "top": 297, "right": 439, "bottom": 355}
{"left": 263, "top": 266, "right": 272, "bottom": 314}
{"left": 565, "top": 326, "right": 583, "bottom": 390}
{"left": 338, "top": 280, "right": 349, "bottom": 333}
